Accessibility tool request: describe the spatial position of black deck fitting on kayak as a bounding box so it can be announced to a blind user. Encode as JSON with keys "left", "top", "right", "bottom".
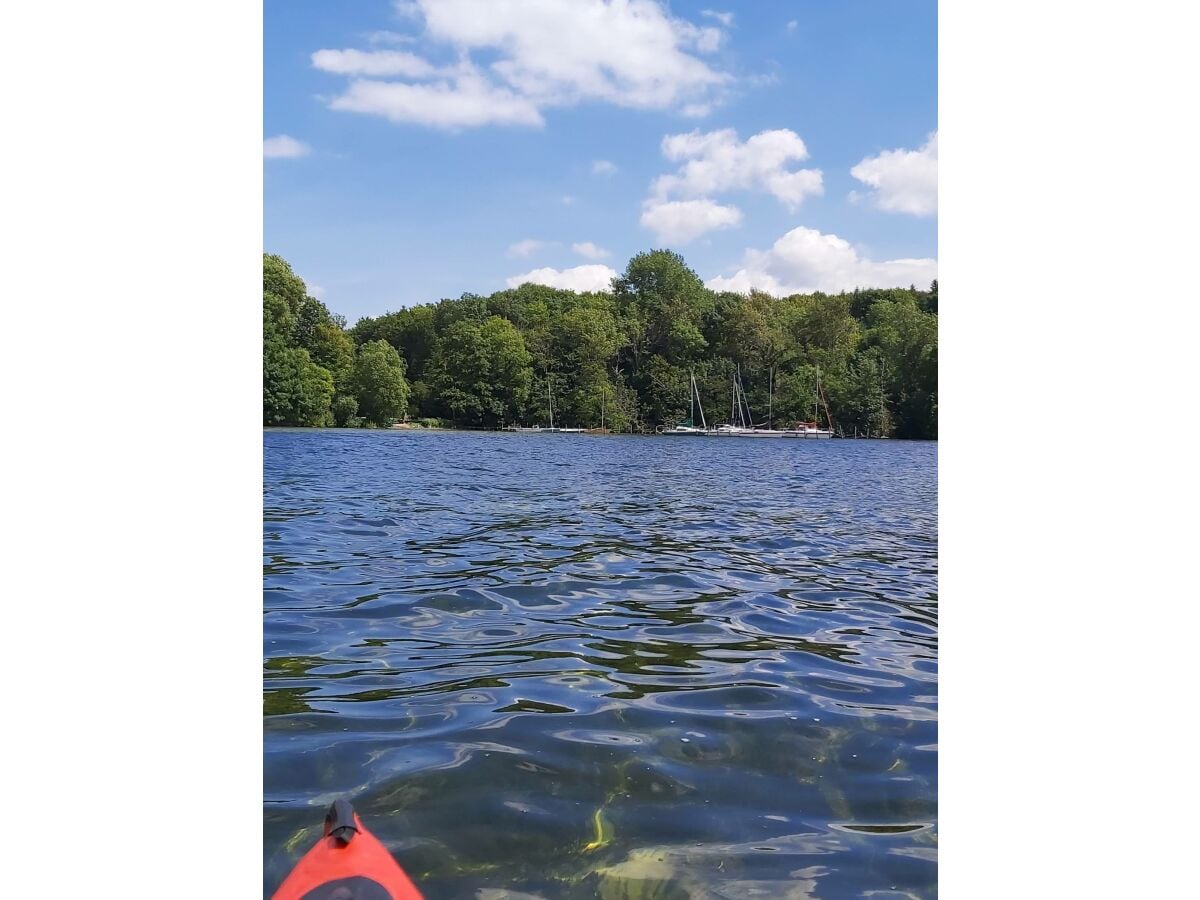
{"left": 325, "top": 798, "right": 359, "bottom": 844}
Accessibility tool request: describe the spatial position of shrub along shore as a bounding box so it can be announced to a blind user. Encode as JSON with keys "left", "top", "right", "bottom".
{"left": 264, "top": 251, "right": 936, "bottom": 438}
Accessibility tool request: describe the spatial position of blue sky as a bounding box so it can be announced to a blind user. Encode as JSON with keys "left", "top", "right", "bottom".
{"left": 265, "top": 1, "right": 937, "bottom": 324}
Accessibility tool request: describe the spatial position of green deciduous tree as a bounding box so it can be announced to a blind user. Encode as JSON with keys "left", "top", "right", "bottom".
{"left": 263, "top": 341, "right": 334, "bottom": 426}
{"left": 614, "top": 250, "right": 712, "bottom": 365}
{"left": 263, "top": 254, "right": 335, "bottom": 426}
{"left": 263, "top": 253, "right": 308, "bottom": 316}
{"left": 331, "top": 395, "right": 359, "bottom": 427}
{"left": 352, "top": 340, "right": 411, "bottom": 427}
{"left": 866, "top": 297, "right": 938, "bottom": 439}
{"left": 426, "top": 316, "right": 532, "bottom": 426}
{"left": 263, "top": 250, "right": 937, "bottom": 439}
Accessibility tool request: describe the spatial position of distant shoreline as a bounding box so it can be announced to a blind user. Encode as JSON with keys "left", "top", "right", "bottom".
{"left": 265, "top": 253, "right": 937, "bottom": 440}
{"left": 263, "top": 426, "right": 934, "bottom": 441}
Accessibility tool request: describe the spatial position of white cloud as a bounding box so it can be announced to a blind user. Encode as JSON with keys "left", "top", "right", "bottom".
{"left": 706, "top": 226, "right": 937, "bottom": 295}
{"left": 786, "top": 20, "right": 798, "bottom": 33}
{"left": 591, "top": 159, "right": 618, "bottom": 176}
{"left": 416, "top": 0, "right": 728, "bottom": 106}
{"left": 638, "top": 127, "right": 822, "bottom": 243}
{"left": 561, "top": 195, "right": 576, "bottom": 205}
{"left": 312, "top": 48, "right": 439, "bottom": 78}
{"left": 507, "top": 239, "right": 547, "bottom": 258}
{"left": 640, "top": 198, "right": 742, "bottom": 244}
{"left": 506, "top": 264, "right": 618, "bottom": 292}
{"left": 572, "top": 241, "right": 611, "bottom": 260}
{"left": 327, "top": 71, "right": 544, "bottom": 129}
{"left": 702, "top": 10, "right": 734, "bottom": 27}
{"left": 263, "top": 135, "right": 311, "bottom": 159}
{"left": 651, "top": 128, "right": 823, "bottom": 211}
{"left": 850, "top": 131, "right": 938, "bottom": 216}
{"left": 315, "top": 0, "right": 731, "bottom": 129}
{"left": 690, "top": 26, "right": 724, "bottom": 53}
{"left": 746, "top": 71, "right": 781, "bottom": 88}
{"left": 366, "top": 30, "right": 417, "bottom": 45}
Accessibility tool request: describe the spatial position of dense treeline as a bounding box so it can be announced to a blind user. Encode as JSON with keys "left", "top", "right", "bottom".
{"left": 264, "top": 250, "right": 937, "bottom": 438}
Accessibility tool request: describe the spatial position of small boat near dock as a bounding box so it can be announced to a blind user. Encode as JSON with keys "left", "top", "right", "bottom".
{"left": 507, "top": 375, "right": 586, "bottom": 433}
{"left": 660, "top": 370, "right": 709, "bottom": 435}
{"left": 661, "top": 364, "right": 835, "bottom": 438}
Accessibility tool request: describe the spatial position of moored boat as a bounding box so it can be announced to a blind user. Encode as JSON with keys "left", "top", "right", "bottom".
{"left": 508, "top": 376, "right": 587, "bottom": 433}
{"left": 660, "top": 370, "right": 709, "bottom": 435}
{"left": 781, "top": 421, "right": 834, "bottom": 439}
{"left": 713, "top": 364, "right": 834, "bottom": 438}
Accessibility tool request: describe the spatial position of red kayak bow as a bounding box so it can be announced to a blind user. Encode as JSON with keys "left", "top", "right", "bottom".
{"left": 272, "top": 799, "right": 424, "bottom": 900}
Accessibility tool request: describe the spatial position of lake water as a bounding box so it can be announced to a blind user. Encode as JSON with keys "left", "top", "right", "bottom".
{"left": 264, "top": 430, "right": 937, "bottom": 898}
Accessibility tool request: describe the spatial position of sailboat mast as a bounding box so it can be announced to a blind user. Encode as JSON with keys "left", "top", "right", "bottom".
{"left": 695, "top": 372, "right": 707, "bottom": 429}
{"left": 735, "top": 364, "right": 741, "bottom": 427}
{"left": 548, "top": 375, "right": 554, "bottom": 429}
{"left": 730, "top": 365, "right": 736, "bottom": 425}
{"left": 691, "top": 367, "right": 700, "bottom": 427}
{"left": 768, "top": 367, "right": 773, "bottom": 430}
{"left": 736, "top": 363, "right": 742, "bottom": 427}
{"left": 729, "top": 364, "right": 739, "bottom": 424}
{"left": 813, "top": 366, "right": 818, "bottom": 424}
{"left": 738, "top": 363, "right": 753, "bottom": 428}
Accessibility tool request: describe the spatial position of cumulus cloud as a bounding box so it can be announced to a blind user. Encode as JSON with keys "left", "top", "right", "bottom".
{"left": 651, "top": 128, "right": 823, "bottom": 210}
{"left": 507, "top": 264, "right": 618, "bottom": 292}
{"left": 507, "top": 239, "right": 547, "bottom": 258}
{"left": 640, "top": 198, "right": 742, "bottom": 244}
{"left": 315, "top": 0, "right": 731, "bottom": 130}
{"left": 263, "top": 135, "right": 311, "bottom": 159}
{"left": 850, "top": 131, "right": 938, "bottom": 216}
{"left": 706, "top": 226, "right": 937, "bottom": 295}
{"left": 639, "top": 127, "right": 822, "bottom": 243}
{"left": 312, "top": 48, "right": 440, "bottom": 78}
{"left": 591, "top": 159, "right": 618, "bottom": 175}
{"left": 365, "top": 30, "right": 417, "bottom": 45}
{"left": 327, "top": 69, "right": 544, "bottom": 129}
{"left": 572, "top": 241, "right": 611, "bottom": 260}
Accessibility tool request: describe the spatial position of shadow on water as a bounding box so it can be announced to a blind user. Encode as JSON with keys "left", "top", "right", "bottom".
{"left": 264, "top": 431, "right": 937, "bottom": 898}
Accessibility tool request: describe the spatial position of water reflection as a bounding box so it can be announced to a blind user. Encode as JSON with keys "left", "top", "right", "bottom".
{"left": 265, "top": 431, "right": 937, "bottom": 898}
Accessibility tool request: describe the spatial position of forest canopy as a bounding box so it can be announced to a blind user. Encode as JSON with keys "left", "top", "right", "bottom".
{"left": 263, "top": 251, "right": 937, "bottom": 438}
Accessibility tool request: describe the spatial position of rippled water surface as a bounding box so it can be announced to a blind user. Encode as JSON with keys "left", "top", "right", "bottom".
{"left": 264, "top": 430, "right": 937, "bottom": 898}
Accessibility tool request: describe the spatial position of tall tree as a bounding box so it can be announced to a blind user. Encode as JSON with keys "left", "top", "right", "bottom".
{"left": 264, "top": 249, "right": 938, "bottom": 438}
{"left": 866, "top": 297, "right": 938, "bottom": 438}
{"left": 426, "top": 316, "right": 533, "bottom": 426}
{"left": 264, "top": 342, "right": 334, "bottom": 426}
{"left": 352, "top": 340, "right": 410, "bottom": 426}
{"left": 263, "top": 253, "right": 307, "bottom": 316}
{"left": 613, "top": 250, "right": 711, "bottom": 365}
{"left": 263, "top": 254, "right": 335, "bottom": 426}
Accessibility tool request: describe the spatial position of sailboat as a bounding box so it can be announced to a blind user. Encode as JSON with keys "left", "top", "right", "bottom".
{"left": 660, "top": 370, "right": 708, "bottom": 435}
{"left": 710, "top": 364, "right": 752, "bottom": 435}
{"left": 713, "top": 363, "right": 834, "bottom": 438}
{"left": 548, "top": 378, "right": 584, "bottom": 432}
{"left": 712, "top": 363, "right": 790, "bottom": 437}
{"left": 781, "top": 366, "right": 834, "bottom": 439}
{"left": 511, "top": 375, "right": 584, "bottom": 433}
